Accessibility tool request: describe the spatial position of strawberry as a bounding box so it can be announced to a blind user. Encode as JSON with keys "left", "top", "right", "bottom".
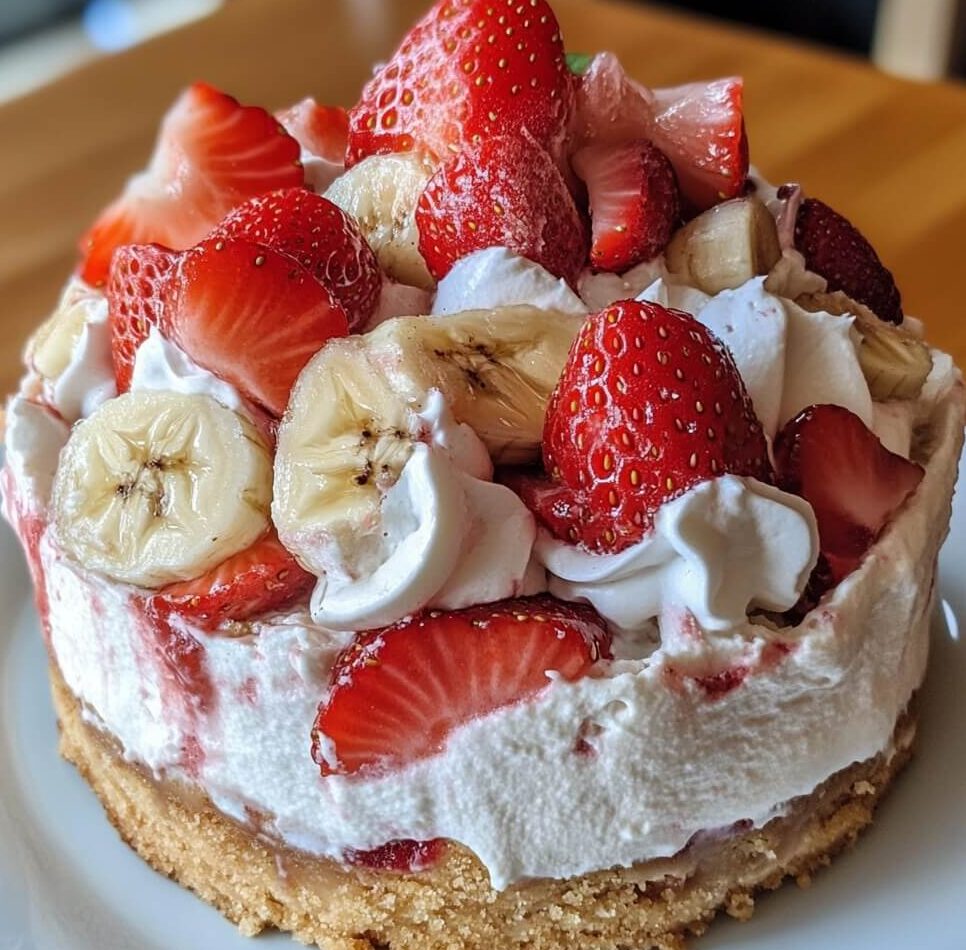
{"left": 153, "top": 530, "right": 314, "bottom": 632}
{"left": 649, "top": 78, "right": 748, "bottom": 213}
{"left": 275, "top": 98, "right": 348, "bottom": 163}
{"left": 539, "top": 300, "right": 771, "bottom": 553}
{"left": 346, "top": 0, "right": 572, "bottom": 167}
{"left": 415, "top": 135, "right": 587, "bottom": 285}
{"left": 794, "top": 198, "right": 903, "bottom": 325}
{"left": 106, "top": 243, "right": 179, "bottom": 392}
{"left": 312, "top": 595, "right": 611, "bottom": 776}
{"left": 212, "top": 188, "right": 381, "bottom": 331}
{"left": 78, "top": 82, "right": 303, "bottom": 287}
{"left": 344, "top": 838, "right": 446, "bottom": 873}
{"left": 773, "top": 404, "right": 923, "bottom": 583}
{"left": 572, "top": 139, "right": 679, "bottom": 273}
{"left": 164, "top": 238, "right": 349, "bottom": 416}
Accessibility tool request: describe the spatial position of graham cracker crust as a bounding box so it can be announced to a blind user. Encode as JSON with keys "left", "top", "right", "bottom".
{"left": 51, "top": 665, "right": 916, "bottom": 950}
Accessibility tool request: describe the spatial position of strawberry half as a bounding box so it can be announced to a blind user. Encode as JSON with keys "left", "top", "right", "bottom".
{"left": 79, "top": 82, "right": 303, "bottom": 287}
{"left": 773, "top": 404, "right": 923, "bottom": 583}
{"left": 415, "top": 135, "right": 587, "bottom": 285}
{"left": 312, "top": 595, "right": 611, "bottom": 777}
{"left": 649, "top": 78, "right": 748, "bottom": 214}
{"left": 106, "top": 243, "right": 179, "bottom": 392}
{"left": 276, "top": 98, "right": 348, "bottom": 164}
{"left": 539, "top": 300, "right": 771, "bottom": 553}
{"left": 346, "top": 0, "right": 572, "bottom": 167}
{"left": 212, "top": 188, "right": 381, "bottom": 331}
{"left": 164, "top": 238, "right": 349, "bottom": 416}
{"left": 794, "top": 198, "right": 903, "bottom": 325}
{"left": 572, "top": 139, "right": 679, "bottom": 273}
{"left": 153, "top": 530, "right": 314, "bottom": 632}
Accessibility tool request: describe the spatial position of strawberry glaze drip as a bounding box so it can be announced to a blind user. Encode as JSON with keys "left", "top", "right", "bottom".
{"left": 132, "top": 597, "right": 216, "bottom": 776}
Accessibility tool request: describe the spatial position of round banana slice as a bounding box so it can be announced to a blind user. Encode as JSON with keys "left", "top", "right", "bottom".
{"left": 273, "top": 336, "right": 418, "bottom": 576}
{"left": 27, "top": 279, "right": 105, "bottom": 381}
{"left": 325, "top": 153, "right": 435, "bottom": 290}
{"left": 52, "top": 391, "right": 272, "bottom": 588}
{"left": 368, "top": 306, "right": 584, "bottom": 465}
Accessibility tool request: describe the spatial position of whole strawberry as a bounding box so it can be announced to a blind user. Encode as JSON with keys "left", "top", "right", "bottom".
{"left": 794, "top": 197, "right": 903, "bottom": 325}
{"left": 346, "top": 0, "right": 573, "bottom": 167}
{"left": 539, "top": 300, "right": 771, "bottom": 553}
{"left": 416, "top": 135, "right": 587, "bottom": 285}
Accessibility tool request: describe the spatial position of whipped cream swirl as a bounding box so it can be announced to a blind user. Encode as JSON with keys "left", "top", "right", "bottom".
{"left": 310, "top": 390, "right": 544, "bottom": 630}
{"left": 537, "top": 475, "right": 818, "bottom": 634}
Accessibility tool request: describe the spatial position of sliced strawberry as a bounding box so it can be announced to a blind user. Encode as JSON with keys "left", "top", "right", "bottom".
{"left": 164, "top": 238, "right": 349, "bottom": 416}
{"left": 312, "top": 595, "right": 611, "bottom": 776}
{"left": 212, "top": 188, "right": 380, "bottom": 331}
{"left": 79, "top": 82, "right": 303, "bottom": 287}
{"left": 540, "top": 301, "right": 771, "bottom": 553}
{"left": 276, "top": 98, "right": 348, "bottom": 164}
{"left": 794, "top": 198, "right": 903, "bottom": 325}
{"left": 153, "top": 530, "right": 315, "bottom": 632}
{"left": 346, "top": 0, "right": 572, "bottom": 167}
{"left": 773, "top": 404, "right": 923, "bottom": 583}
{"left": 572, "top": 139, "right": 679, "bottom": 273}
{"left": 106, "top": 243, "right": 179, "bottom": 392}
{"left": 415, "top": 135, "right": 587, "bottom": 285}
{"left": 648, "top": 78, "right": 748, "bottom": 214}
{"left": 344, "top": 838, "right": 446, "bottom": 873}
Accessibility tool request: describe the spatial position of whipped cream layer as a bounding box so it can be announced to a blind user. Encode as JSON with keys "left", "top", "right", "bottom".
{"left": 11, "top": 381, "right": 961, "bottom": 889}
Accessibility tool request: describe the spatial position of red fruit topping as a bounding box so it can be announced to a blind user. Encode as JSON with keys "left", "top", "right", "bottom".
{"left": 164, "top": 239, "right": 349, "bottom": 416}
{"left": 276, "top": 98, "right": 348, "bottom": 164}
{"left": 105, "top": 243, "right": 179, "bottom": 392}
{"left": 312, "top": 596, "right": 611, "bottom": 777}
{"left": 346, "top": 0, "right": 572, "bottom": 166}
{"left": 572, "top": 139, "right": 679, "bottom": 273}
{"left": 794, "top": 197, "right": 903, "bottom": 325}
{"left": 649, "top": 78, "right": 748, "bottom": 213}
{"left": 344, "top": 838, "right": 446, "bottom": 873}
{"left": 540, "top": 301, "right": 771, "bottom": 553}
{"left": 79, "top": 82, "right": 303, "bottom": 287}
{"left": 213, "top": 188, "right": 381, "bottom": 331}
{"left": 773, "top": 404, "right": 923, "bottom": 583}
{"left": 153, "top": 530, "right": 314, "bottom": 632}
{"left": 416, "top": 135, "right": 587, "bottom": 285}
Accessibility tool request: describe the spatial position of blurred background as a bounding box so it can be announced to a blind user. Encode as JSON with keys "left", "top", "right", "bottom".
{"left": 0, "top": 0, "right": 963, "bottom": 104}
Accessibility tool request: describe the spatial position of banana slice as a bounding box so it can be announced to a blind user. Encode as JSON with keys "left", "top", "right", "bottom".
{"left": 855, "top": 314, "right": 932, "bottom": 401}
{"left": 368, "top": 306, "right": 583, "bottom": 465}
{"left": 27, "top": 279, "right": 104, "bottom": 381}
{"left": 325, "top": 153, "right": 435, "bottom": 290}
{"left": 52, "top": 391, "right": 272, "bottom": 587}
{"left": 793, "top": 290, "right": 932, "bottom": 401}
{"left": 273, "top": 336, "right": 417, "bottom": 576}
{"left": 665, "top": 197, "right": 781, "bottom": 295}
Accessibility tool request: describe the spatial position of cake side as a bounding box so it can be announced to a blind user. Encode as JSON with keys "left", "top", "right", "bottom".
{"left": 51, "top": 661, "right": 919, "bottom": 950}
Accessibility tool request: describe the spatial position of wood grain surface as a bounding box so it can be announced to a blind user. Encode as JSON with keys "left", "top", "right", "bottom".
{"left": 1, "top": 0, "right": 964, "bottom": 395}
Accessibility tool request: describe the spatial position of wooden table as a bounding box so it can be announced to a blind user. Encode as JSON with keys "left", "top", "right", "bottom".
{"left": 1, "top": 0, "right": 965, "bottom": 395}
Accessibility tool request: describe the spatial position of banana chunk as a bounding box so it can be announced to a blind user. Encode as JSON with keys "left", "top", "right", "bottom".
{"left": 856, "top": 314, "right": 932, "bottom": 401}
{"left": 27, "top": 280, "right": 99, "bottom": 381}
{"left": 369, "top": 306, "right": 583, "bottom": 465}
{"left": 52, "top": 391, "right": 272, "bottom": 588}
{"left": 326, "top": 153, "right": 435, "bottom": 291}
{"left": 665, "top": 197, "right": 781, "bottom": 295}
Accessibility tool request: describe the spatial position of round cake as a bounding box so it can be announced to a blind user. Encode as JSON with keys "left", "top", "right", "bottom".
{"left": 3, "top": 1, "right": 964, "bottom": 948}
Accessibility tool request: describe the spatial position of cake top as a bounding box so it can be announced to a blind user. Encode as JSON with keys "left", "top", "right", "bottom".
{"left": 13, "top": 0, "right": 951, "bottom": 660}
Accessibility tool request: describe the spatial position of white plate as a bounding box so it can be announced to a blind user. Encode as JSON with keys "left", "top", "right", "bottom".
{"left": 1, "top": 468, "right": 964, "bottom": 950}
